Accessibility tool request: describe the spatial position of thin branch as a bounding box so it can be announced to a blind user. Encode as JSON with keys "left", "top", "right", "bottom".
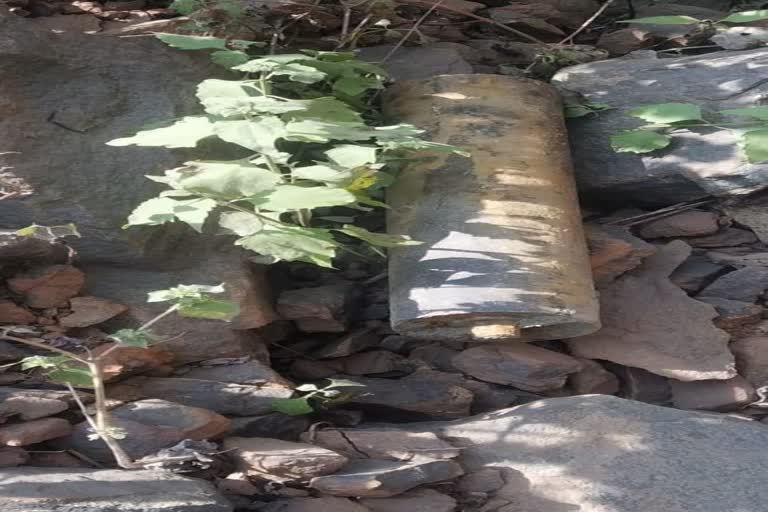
{"left": 395, "top": 0, "right": 546, "bottom": 45}
{"left": 558, "top": 0, "right": 616, "bottom": 45}
{"left": 3, "top": 335, "right": 88, "bottom": 364}
{"left": 138, "top": 304, "right": 180, "bottom": 332}
{"left": 382, "top": 0, "right": 445, "bottom": 63}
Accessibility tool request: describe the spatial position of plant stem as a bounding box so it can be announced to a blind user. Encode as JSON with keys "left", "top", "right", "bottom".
{"left": 87, "top": 360, "right": 137, "bottom": 469}
{"left": 2, "top": 335, "right": 88, "bottom": 364}
{"left": 382, "top": 0, "right": 445, "bottom": 63}
{"left": 558, "top": 0, "right": 615, "bottom": 45}
{"left": 138, "top": 304, "right": 180, "bottom": 332}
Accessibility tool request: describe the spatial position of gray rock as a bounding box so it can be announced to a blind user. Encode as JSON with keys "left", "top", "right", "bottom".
{"left": 552, "top": 48, "right": 768, "bottom": 206}
{"left": 310, "top": 327, "right": 384, "bottom": 359}
{"left": 409, "top": 343, "right": 461, "bottom": 373}
{"left": 343, "top": 370, "right": 474, "bottom": 419}
{"left": 300, "top": 428, "right": 460, "bottom": 461}
{"left": 726, "top": 203, "right": 768, "bottom": 244}
{"left": 360, "top": 488, "right": 457, "bottom": 512}
{"left": 310, "top": 458, "right": 464, "bottom": 498}
{"left": 229, "top": 413, "right": 309, "bottom": 441}
{"left": 356, "top": 45, "right": 473, "bottom": 81}
{"left": 669, "top": 253, "right": 725, "bottom": 293}
{"left": 180, "top": 360, "right": 292, "bottom": 387}
{"left": 223, "top": 437, "right": 348, "bottom": 481}
{"left": 637, "top": 211, "right": 720, "bottom": 239}
{"left": 54, "top": 399, "right": 231, "bottom": 464}
{"left": 686, "top": 228, "right": 758, "bottom": 248}
{"left": 0, "top": 467, "right": 233, "bottom": 511}
{"left": 277, "top": 283, "right": 360, "bottom": 333}
{"left": 452, "top": 343, "right": 582, "bottom": 392}
{"left": 0, "top": 388, "right": 70, "bottom": 421}
{"left": 697, "top": 267, "right": 768, "bottom": 302}
{"left": 0, "top": 418, "right": 72, "bottom": 446}
{"left": 696, "top": 297, "right": 763, "bottom": 331}
{"left": 109, "top": 377, "right": 293, "bottom": 416}
{"left": 397, "top": 395, "right": 768, "bottom": 512}
{"left": 569, "top": 241, "right": 735, "bottom": 381}
{"left": 569, "top": 358, "right": 620, "bottom": 395}
{"left": 730, "top": 336, "right": 768, "bottom": 388}
{"left": 260, "top": 497, "right": 369, "bottom": 512}
{"left": 0, "top": 17, "right": 280, "bottom": 363}
{"left": 670, "top": 376, "right": 755, "bottom": 411}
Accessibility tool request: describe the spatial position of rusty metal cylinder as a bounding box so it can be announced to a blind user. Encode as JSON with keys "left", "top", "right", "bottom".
{"left": 385, "top": 74, "right": 600, "bottom": 342}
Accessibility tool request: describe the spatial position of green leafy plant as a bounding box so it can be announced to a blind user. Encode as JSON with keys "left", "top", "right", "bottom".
{"left": 621, "top": 9, "right": 768, "bottom": 26}
{"left": 609, "top": 103, "right": 768, "bottom": 163}
{"left": 272, "top": 378, "right": 366, "bottom": 416}
{"left": 8, "top": 283, "right": 237, "bottom": 468}
{"left": 109, "top": 34, "right": 465, "bottom": 269}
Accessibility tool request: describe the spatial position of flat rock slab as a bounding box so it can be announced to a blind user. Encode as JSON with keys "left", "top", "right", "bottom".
{"left": 697, "top": 267, "right": 768, "bottom": 302}
{"left": 552, "top": 48, "right": 768, "bottom": 206}
{"left": 360, "top": 488, "right": 457, "bottom": 512}
{"left": 452, "top": 343, "right": 582, "bottom": 392}
{"left": 397, "top": 395, "right": 768, "bottom": 512}
{"left": 0, "top": 467, "right": 232, "bottom": 511}
{"left": 569, "top": 241, "right": 735, "bottom": 381}
{"left": 310, "top": 458, "right": 464, "bottom": 498}
{"left": 300, "top": 428, "right": 460, "bottom": 461}
{"left": 109, "top": 377, "right": 293, "bottom": 416}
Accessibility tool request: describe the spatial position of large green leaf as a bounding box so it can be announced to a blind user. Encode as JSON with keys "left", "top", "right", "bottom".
{"left": 235, "top": 56, "right": 327, "bottom": 83}
{"left": 272, "top": 397, "right": 314, "bottom": 415}
{"left": 337, "top": 225, "right": 421, "bottom": 247}
{"left": 236, "top": 225, "right": 338, "bottom": 267}
{"left": 107, "top": 116, "right": 214, "bottom": 148}
{"left": 291, "top": 165, "right": 351, "bottom": 183}
{"left": 251, "top": 185, "right": 357, "bottom": 211}
{"left": 325, "top": 145, "right": 379, "bottom": 168}
{"left": 197, "top": 80, "right": 308, "bottom": 117}
{"left": 218, "top": 211, "right": 265, "bottom": 236}
{"left": 155, "top": 33, "right": 227, "bottom": 50}
{"left": 742, "top": 128, "right": 768, "bottom": 163}
{"left": 619, "top": 15, "right": 702, "bottom": 25}
{"left": 178, "top": 297, "right": 239, "bottom": 321}
{"left": 234, "top": 54, "right": 309, "bottom": 72}
{"left": 148, "top": 283, "right": 226, "bottom": 303}
{"left": 333, "top": 75, "right": 383, "bottom": 97}
{"left": 285, "top": 120, "right": 371, "bottom": 143}
{"left": 109, "top": 329, "right": 154, "bottom": 348}
{"left": 610, "top": 130, "right": 672, "bottom": 153}
{"left": 720, "top": 107, "right": 768, "bottom": 120}
{"left": 627, "top": 103, "right": 703, "bottom": 124}
{"left": 214, "top": 118, "right": 287, "bottom": 157}
{"left": 283, "top": 97, "right": 362, "bottom": 123}
{"left": 721, "top": 10, "right": 768, "bottom": 23}
{"left": 21, "top": 355, "right": 70, "bottom": 370}
{"left": 210, "top": 50, "right": 250, "bottom": 69}
{"left": 126, "top": 197, "right": 217, "bottom": 232}
{"left": 48, "top": 367, "right": 93, "bottom": 388}
{"left": 177, "top": 161, "right": 282, "bottom": 199}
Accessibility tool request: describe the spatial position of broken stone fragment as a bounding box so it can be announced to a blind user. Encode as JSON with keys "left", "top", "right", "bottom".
{"left": 310, "top": 458, "right": 464, "bottom": 498}
{"left": 310, "top": 325, "right": 383, "bottom": 359}
{"left": 585, "top": 223, "right": 656, "bottom": 287}
{"left": 291, "top": 351, "right": 412, "bottom": 380}
{"left": 342, "top": 370, "right": 474, "bottom": 419}
{"left": 637, "top": 211, "right": 721, "bottom": 239}
{"left": 569, "top": 241, "right": 735, "bottom": 381}
{"left": 696, "top": 297, "right": 763, "bottom": 331}
{"left": 697, "top": 267, "right": 768, "bottom": 302}
{"left": 568, "top": 358, "right": 620, "bottom": 395}
{"left": 300, "top": 429, "right": 460, "bottom": 461}
{"left": 670, "top": 376, "right": 756, "bottom": 411}
{"left": 260, "top": 497, "right": 370, "bottom": 512}
{"left": 0, "top": 467, "right": 233, "bottom": 512}
{"left": 456, "top": 467, "right": 505, "bottom": 494}
{"left": 94, "top": 343, "right": 175, "bottom": 382}
{"left": 180, "top": 359, "right": 293, "bottom": 387}
{"left": 8, "top": 265, "right": 84, "bottom": 308}
{"left": 0, "top": 417, "right": 72, "bottom": 446}
{"left": 277, "top": 283, "right": 360, "bottom": 333}
{"left": 669, "top": 253, "right": 725, "bottom": 294}
{"left": 730, "top": 336, "right": 768, "bottom": 388}
{"left": 409, "top": 343, "right": 461, "bottom": 373}
{"left": 609, "top": 365, "right": 671, "bottom": 405}
{"left": 108, "top": 377, "right": 293, "bottom": 416}
{"left": 53, "top": 399, "right": 230, "bottom": 464}
{"left": 360, "top": 488, "right": 457, "bottom": 512}
{"left": 229, "top": 413, "right": 310, "bottom": 441}
{"left": 686, "top": 227, "right": 757, "bottom": 248}
{"left": 0, "top": 301, "right": 35, "bottom": 325}
{"left": 0, "top": 447, "right": 28, "bottom": 468}
{"left": 0, "top": 388, "right": 70, "bottom": 421}
{"left": 452, "top": 343, "right": 582, "bottom": 392}
{"left": 216, "top": 471, "right": 260, "bottom": 497}
{"left": 596, "top": 28, "right": 654, "bottom": 56}
{"left": 223, "top": 437, "right": 348, "bottom": 481}
{"left": 58, "top": 296, "right": 128, "bottom": 327}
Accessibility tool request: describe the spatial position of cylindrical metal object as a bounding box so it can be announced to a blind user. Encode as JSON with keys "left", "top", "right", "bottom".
{"left": 385, "top": 74, "right": 600, "bottom": 341}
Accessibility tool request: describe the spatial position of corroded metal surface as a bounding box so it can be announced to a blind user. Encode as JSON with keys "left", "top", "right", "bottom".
{"left": 386, "top": 74, "right": 599, "bottom": 341}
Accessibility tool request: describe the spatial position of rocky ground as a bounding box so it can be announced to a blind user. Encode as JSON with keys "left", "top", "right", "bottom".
{"left": 4, "top": 0, "right": 768, "bottom": 511}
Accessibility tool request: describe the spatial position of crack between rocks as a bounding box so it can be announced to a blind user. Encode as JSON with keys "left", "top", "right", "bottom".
{"left": 46, "top": 111, "right": 87, "bottom": 133}
{"left": 336, "top": 430, "right": 371, "bottom": 459}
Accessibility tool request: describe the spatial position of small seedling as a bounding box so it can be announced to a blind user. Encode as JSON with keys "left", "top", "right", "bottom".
{"left": 9, "top": 283, "right": 238, "bottom": 469}
{"left": 608, "top": 103, "right": 768, "bottom": 163}
{"left": 272, "top": 378, "right": 366, "bottom": 415}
